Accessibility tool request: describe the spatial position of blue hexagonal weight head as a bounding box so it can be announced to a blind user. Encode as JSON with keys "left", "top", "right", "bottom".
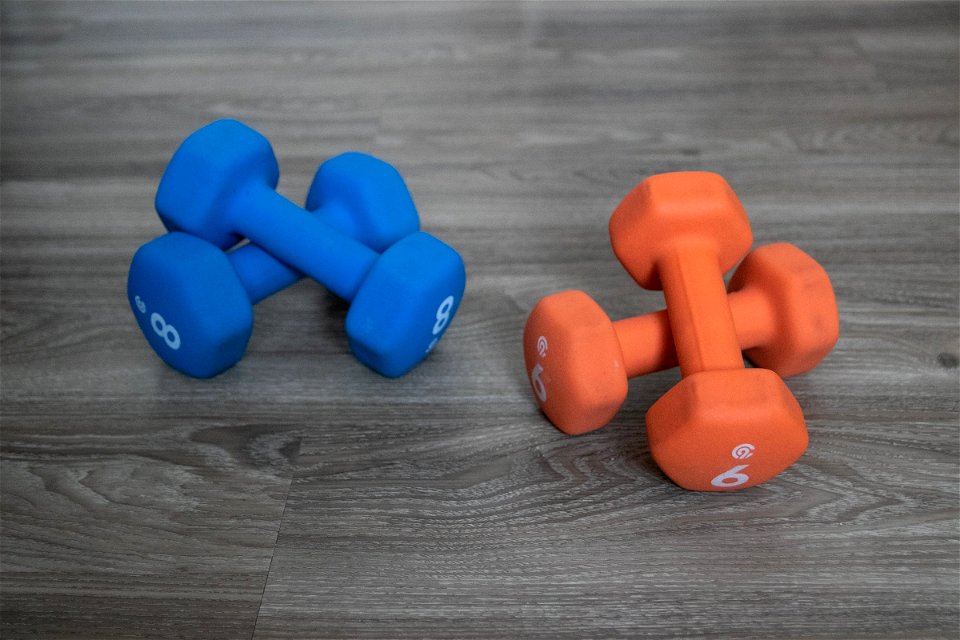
{"left": 155, "top": 119, "right": 280, "bottom": 250}
{"left": 346, "top": 232, "right": 467, "bottom": 377}
{"left": 127, "top": 233, "right": 254, "bottom": 378}
{"left": 306, "top": 152, "right": 420, "bottom": 253}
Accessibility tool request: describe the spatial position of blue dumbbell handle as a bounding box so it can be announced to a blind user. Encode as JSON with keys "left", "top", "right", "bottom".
{"left": 227, "top": 200, "right": 367, "bottom": 304}
{"left": 226, "top": 181, "right": 379, "bottom": 301}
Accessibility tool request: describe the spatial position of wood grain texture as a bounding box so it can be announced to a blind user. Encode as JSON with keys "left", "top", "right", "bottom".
{"left": 1, "top": 1, "right": 957, "bottom": 638}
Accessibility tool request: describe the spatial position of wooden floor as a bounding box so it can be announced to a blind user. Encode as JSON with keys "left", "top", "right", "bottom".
{"left": 2, "top": 2, "right": 958, "bottom": 638}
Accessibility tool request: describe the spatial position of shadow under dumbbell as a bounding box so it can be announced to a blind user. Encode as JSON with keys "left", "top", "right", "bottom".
{"left": 606, "top": 368, "right": 678, "bottom": 483}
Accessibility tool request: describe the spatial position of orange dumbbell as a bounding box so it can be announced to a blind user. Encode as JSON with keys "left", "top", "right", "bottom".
{"left": 523, "top": 242, "right": 838, "bottom": 436}
{"left": 608, "top": 171, "right": 809, "bottom": 490}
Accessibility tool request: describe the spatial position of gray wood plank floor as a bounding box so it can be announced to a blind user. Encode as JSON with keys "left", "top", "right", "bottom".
{"left": 2, "top": 1, "right": 957, "bottom": 638}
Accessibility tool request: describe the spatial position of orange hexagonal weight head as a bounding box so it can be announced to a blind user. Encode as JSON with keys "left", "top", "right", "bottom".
{"left": 609, "top": 172, "right": 753, "bottom": 290}
{"left": 645, "top": 368, "right": 808, "bottom": 491}
{"left": 728, "top": 243, "right": 840, "bottom": 378}
{"left": 522, "top": 291, "right": 629, "bottom": 435}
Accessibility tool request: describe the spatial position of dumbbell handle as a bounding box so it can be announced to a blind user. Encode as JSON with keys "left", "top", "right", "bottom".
{"left": 227, "top": 200, "right": 367, "bottom": 304}
{"left": 227, "top": 181, "right": 379, "bottom": 301}
{"left": 613, "top": 285, "right": 772, "bottom": 377}
{"left": 656, "top": 246, "right": 745, "bottom": 376}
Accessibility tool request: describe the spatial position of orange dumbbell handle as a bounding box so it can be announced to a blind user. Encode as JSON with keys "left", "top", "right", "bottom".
{"left": 655, "top": 244, "right": 744, "bottom": 376}
{"left": 613, "top": 285, "right": 773, "bottom": 378}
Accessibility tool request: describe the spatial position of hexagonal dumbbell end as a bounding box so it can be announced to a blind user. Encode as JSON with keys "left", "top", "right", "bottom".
{"left": 155, "top": 119, "right": 280, "bottom": 250}
{"left": 346, "top": 232, "right": 466, "bottom": 377}
{"left": 306, "top": 152, "right": 420, "bottom": 254}
{"left": 729, "top": 243, "right": 840, "bottom": 378}
{"left": 646, "top": 368, "right": 808, "bottom": 491}
{"left": 609, "top": 171, "right": 753, "bottom": 290}
{"left": 522, "top": 290, "right": 629, "bottom": 434}
{"left": 127, "top": 233, "right": 253, "bottom": 378}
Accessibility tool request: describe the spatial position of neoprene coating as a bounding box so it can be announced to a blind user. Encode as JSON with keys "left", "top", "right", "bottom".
{"left": 129, "top": 120, "right": 465, "bottom": 378}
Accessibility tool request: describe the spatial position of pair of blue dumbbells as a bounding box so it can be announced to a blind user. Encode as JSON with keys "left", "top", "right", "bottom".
{"left": 127, "top": 120, "right": 467, "bottom": 378}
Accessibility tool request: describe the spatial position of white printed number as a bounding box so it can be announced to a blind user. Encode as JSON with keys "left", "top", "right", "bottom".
{"left": 150, "top": 312, "right": 181, "bottom": 351}
{"left": 433, "top": 296, "right": 455, "bottom": 335}
{"left": 425, "top": 295, "right": 456, "bottom": 354}
{"left": 710, "top": 464, "right": 750, "bottom": 488}
{"left": 531, "top": 363, "right": 547, "bottom": 402}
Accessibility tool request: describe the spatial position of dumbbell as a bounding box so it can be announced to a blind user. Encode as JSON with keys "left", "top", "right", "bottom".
{"left": 523, "top": 242, "right": 838, "bottom": 434}
{"left": 153, "top": 120, "right": 466, "bottom": 378}
{"left": 608, "top": 172, "right": 808, "bottom": 491}
{"left": 128, "top": 151, "right": 420, "bottom": 377}
{"left": 128, "top": 122, "right": 465, "bottom": 377}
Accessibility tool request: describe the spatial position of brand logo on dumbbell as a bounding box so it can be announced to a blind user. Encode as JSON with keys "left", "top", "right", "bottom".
{"left": 537, "top": 336, "right": 548, "bottom": 358}
{"left": 731, "top": 443, "right": 755, "bottom": 460}
{"left": 710, "top": 443, "right": 756, "bottom": 488}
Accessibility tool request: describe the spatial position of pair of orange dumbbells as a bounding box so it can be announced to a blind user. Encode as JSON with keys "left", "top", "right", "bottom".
{"left": 523, "top": 172, "right": 839, "bottom": 491}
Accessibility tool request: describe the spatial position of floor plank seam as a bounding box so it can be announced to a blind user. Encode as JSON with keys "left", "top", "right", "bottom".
{"left": 250, "top": 438, "right": 301, "bottom": 640}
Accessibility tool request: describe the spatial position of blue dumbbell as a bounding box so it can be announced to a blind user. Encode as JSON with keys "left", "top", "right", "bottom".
{"left": 127, "top": 151, "right": 418, "bottom": 377}
{"left": 128, "top": 130, "right": 464, "bottom": 378}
